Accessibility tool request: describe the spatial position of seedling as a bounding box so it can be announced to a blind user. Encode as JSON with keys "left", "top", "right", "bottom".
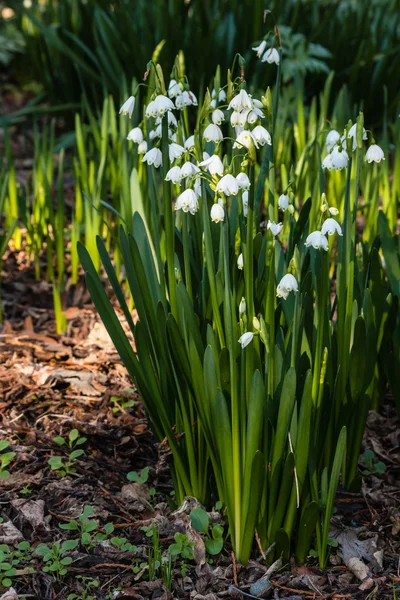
{"left": 360, "top": 449, "right": 386, "bottom": 476}
{"left": 0, "top": 542, "right": 34, "bottom": 588}
{"left": 48, "top": 429, "right": 87, "bottom": 476}
{"left": 59, "top": 506, "right": 98, "bottom": 547}
{"left": 0, "top": 440, "right": 16, "bottom": 480}
{"left": 35, "top": 539, "right": 79, "bottom": 581}
{"left": 189, "top": 508, "right": 224, "bottom": 555}
{"left": 127, "top": 466, "right": 149, "bottom": 483}
{"left": 110, "top": 395, "right": 135, "bottom": 414}
{"left": 67, "top": 576, "right": 100, "bottom": 600}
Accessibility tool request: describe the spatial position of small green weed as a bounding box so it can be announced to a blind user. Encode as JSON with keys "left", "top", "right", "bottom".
{"left": 0, "top": 440, "right": 16, "bottom": 480}
{"left": 48, "top": 429, "right": 87, "bottom": 476}
{"left": 360, "top": 449, "right": 386, "bottom": 476}
{"left": 190, "top": 508, "right": 224, "bottom": 555}
{"left": 35, "top": 539, "right": 79, "bottom": 581}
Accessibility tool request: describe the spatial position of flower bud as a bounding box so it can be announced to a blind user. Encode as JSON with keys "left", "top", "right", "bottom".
{"left": 239, "top": 297, "right": 246, "bottom": 314}
{"left": 288, "top": 204, "right": 295, "bottom": 215}
{"left": 253, "top": 317, "right": 260, "bottom": 331}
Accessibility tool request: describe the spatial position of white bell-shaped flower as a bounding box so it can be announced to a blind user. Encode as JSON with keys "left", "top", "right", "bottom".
{"left": 199, "top": 154, "right": 224, "bottom": 176}
{"left": 251, "top": 125, "right": 271, "bottom": 146}
{"left": 233, "top": 130, "right": 257, "bottom": 150}
{"left": 365, "top": 144, "right": 385, "bottom": 164}
{"left": 322, "top": 153, "right": 333, "bottom": 170}
{"left": 184, "top": 135, "right": 195, "bottom": 150}
{"left": 210, "top": 203, "right": 225, "bottom": 223}
{"left": 321, "top": 218, "right": 343, "bottom": 237}
{"left": 261, "top": 48, "right": 280, "bottom": 64}
{"left": 325, "top": 130, "right": 340, "bottom": 152}
{"left": 212, "top": 109, "right": 225, "bottom": 125}
{"left": 236, "top": 172, "right": 251, "bottom": 190}
{"left": 175, "top": 189, "right": 199, "bottom": 214}
{"left": 120, "top": 96, "right": 135, "bottom": 117}
{"left": 305, "top": 231, "right": 329, "bottom": 251}
{"left": 168, "top": 79, "right": 181, "bottom": 98}
{"left": 238, "top": 332, "right": 254, "bottom": 349}
{"left": 154, "top": 95, "right": 175, "bottom": 118}
{"left": 180, "top": 162, "right": 200, "bottom": 178}
{"left": 278, "top": 194, "right": 290, "bottom": 211}
{"left": 330, "top": 147, "right": 349, "bottom": 170}
{"left": 169, "top": 143, "right": 185, "bottom": 161}
{"left": 137, "top": 141, "right": 148, "bottom": 155}
{"left": 239, "top": 297, "right": 246, "bottom": 314}
{"left": 242, "top": 191, "right": 249, "bottom": 217}
{"left": 142, "top": 147, "right": 162, "bottom": 168}
{"left": 145, "top": 100, "right": 158, "bottom": 119}
{"left": 267, "top": 221, "right": 284, "bottom": 237}
{"left": 276, "top": 274, "right": 298, "bottom": 299}
{"left": 252, "top": 40, "right": 267, "bottom": 58}
{"left": 228, "top": 89, "right": 253, "bottom": 111}
{"left": 127, "top": 127, "right": 143, "bottom": 143}
{"left": 347, "top": 123, "right": 367, "bottom": 151}
{"left": 204, "top": 124, "right": 223, "bottom": 143}
{"left": 216, "top": 174, "right": 239, "bottom": 196}
{"left": 155, "top": 111, "right": 178, "bottom": 128}
{"left": 165, "top": 166, "right": 182, "bottom": 185}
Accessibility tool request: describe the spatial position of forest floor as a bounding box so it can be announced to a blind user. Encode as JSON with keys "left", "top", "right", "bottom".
{"left": 0, "top": 247, "right": 400, "bottom": 600}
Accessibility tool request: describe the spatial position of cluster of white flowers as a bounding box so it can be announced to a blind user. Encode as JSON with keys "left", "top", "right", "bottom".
{"left": 322, "top": 123, "right": 384, "bottom": 170}
{"left": 305, "top": 218, "right": 342, "bottom": 251}
{"left": 227, "top": 89, "right": 270, "bottom": 145}
{"left": 252, "top": 41, "right": 280, "bottom": 65}
{"left": 168, "top": 79, "right": 198, "bottom": 109}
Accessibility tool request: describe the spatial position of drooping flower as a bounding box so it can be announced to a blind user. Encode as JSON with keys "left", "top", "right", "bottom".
{"left": 142, "top": 147, "right": 162, "bottom": 168}
{"left": 228, "top": 89, "right": 253, "bottom": 112}
{"left": 276, "top": 274, "right": 299, "bottom": 299}
{"left": 237, "top": 253, "right": 244, "bottom": 270}
{"left": 247, "top": 111, "right": 259, "bottom": 125}
{"left": 278, "top": 194, "right": 290, "bottom": 211}
{"left": 325, "top": 130, "right": 340, "bottom": 152}
{"left": 137, "top": 141, "right": 148, "bottom": 155}
{"left": 251, "top": 125, "right": 271, "bottom": 146}
{"left": 322, "top": 153, "right": 334, "bottom": 170}
{"left": 239, "top": 297, "right": 246, "bottom": 314}
{"left": 238, "top": 332, "right": 254, "bottom": 349}
{"left": 175, "top": 90, "right": 197, "bottom": 109}
{"left": 305, "top": 231, "right": 329, "bottom": 251}
{"left": 236, "top": 172, "right": 251, "bottom": 190}
{"left": 199, "top": 154, "right": 224, "bottom": 176}
{"left": 168, "top": 79, "right": 181, "bottom": 98}
{"left": 216, "top": 174, "right": 239, "bottom": 196}
{"left": 165, "top": 166, "right": 182, "bottom": 185}
{"left": 184, "top": 135, "right": 195, "bottom": 150}
{"left": 127, "top": 127, "right": 143, "bottom": 143}
{"left": 365, "top": 144, "right": 385, "bottom": 164}
{"left": 267, "top": 221, "right": 284, "bottom": 237}
{"left": 261, "top": 48, "right": 280, "bottom": 64}
{"left": 155, "top": 111, "right": 178, "bottom": 128}
{"left": 212, "top": 109, "right": 225, "bottom": 125}
{"left": 330, "top": 146, "right": 349, "bottom": 170}
{"left": 347, "top": 123, "right": 367, "bottom": 150}
{"left": 233, "top": 130, "right": 257, "bottom": 150}
{"left": 204, "top": 124, "right": 223, "bottom": 143}
{"left": 230, "top": 110, "right": 248, "bottom": 127}
{"left": 252, "top": 40, "right": 267, "bottom": 57}
{"left": 210, "top": 203, "right": 225, "bottom": 223}
{"left": 180, "top": 162, "right": 200, "bottom": 178}
{"left": 242, "top": 191, "right": 249, "bottom": 217}
{"left": 169, "top": 143, "right": 185, "bottom": 161}
{"left": 155, "top": 95, "right": 175, "bottom": 118}
{"left": 321, "top": 218, "right": 343, "bottom": 237}
{"left": 120, "top": 96, "right": 135, "bottom": 117}
{"left": 175, "top": 189, "right": 199, "bottom": 214}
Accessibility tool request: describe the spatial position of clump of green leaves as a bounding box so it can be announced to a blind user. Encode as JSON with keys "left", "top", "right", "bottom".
{"left": 190, "top": 508, "right": 224, "bottom": 556}
{"left": 59, "top": 506, "right": 98, "bottom": 547}
{"left": 169, "top": 533, "right": 194, "bottom": 560}
{"left": 0, "top": 541, "right": 34, "bottom": 588}
{"left": 48, "top": 429, "right": 87, "bottom": 476}
{"left": 0, "top": 440, "right": 16, "bottom": 480}
{"left": 360, "top": 449, "right": 386, "bottom": 476}
{"left": 35, "top": 539, "right": 79, "bottom": 581}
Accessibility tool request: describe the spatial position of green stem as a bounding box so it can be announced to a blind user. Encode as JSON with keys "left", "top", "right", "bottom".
{"left": 182, "top": 212, "right": 193, "bottom": 302}
{"left": 161, "top": 116, "right": 177, "bottom": 317}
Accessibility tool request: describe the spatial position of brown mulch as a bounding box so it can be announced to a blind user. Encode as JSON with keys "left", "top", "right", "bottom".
{"left": 0, "top": 252, "right": 400, "bottom": 600}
